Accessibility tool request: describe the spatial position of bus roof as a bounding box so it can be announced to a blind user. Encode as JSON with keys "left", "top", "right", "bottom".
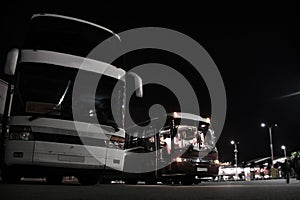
{"left": 167, "top": 112, "right": 210, "bottom": 124}
{"left": 31, "top": 13, "right": 121, "bottom": 41}
{"left": 126, "top": 112, "right": 210, "bottom": 130}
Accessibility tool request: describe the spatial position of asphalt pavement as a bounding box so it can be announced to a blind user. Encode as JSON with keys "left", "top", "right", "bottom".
{"left": 0, "top": 178, "right": 300, "bottom": 200}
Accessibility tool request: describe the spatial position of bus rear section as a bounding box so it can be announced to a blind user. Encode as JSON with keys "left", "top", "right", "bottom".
{"left": 124, "top": 112, "right": 220, "bottom": 185}
{"left": 168, "top": 147, "right": 219, "bottom": 184}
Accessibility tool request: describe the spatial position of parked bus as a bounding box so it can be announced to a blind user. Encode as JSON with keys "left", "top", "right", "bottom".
{"left": 1, "top": 14, "right": 219, "bottom": 185}
{"left": 1, "top": 13, "right": 142, "bottom": 184}
{"left": 124, "top": 112, "right": 220, "bottom": 185}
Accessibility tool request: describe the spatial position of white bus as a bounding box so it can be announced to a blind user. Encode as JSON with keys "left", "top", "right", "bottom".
{"left": 1, "top": 14, "right": 142, "bottom": 184}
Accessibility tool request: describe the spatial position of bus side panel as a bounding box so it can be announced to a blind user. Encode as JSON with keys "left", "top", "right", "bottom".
{"left": 33, "top": 141, "right": 106, "bottom": 169}
{"left": 4, "top": 140, "right": 35, "bottom": 166}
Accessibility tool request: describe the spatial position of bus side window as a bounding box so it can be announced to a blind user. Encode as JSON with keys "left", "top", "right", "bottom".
{"left": 145, "top": 136, "right": 155, "bottom": 151}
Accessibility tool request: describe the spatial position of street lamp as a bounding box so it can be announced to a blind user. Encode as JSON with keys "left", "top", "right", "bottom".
{"left": 281, "top": 145, "right": 287, "bottom": 158}
{"left": 260, "top": 123, "right": 277, "bottom": 167}
{"left": 231, "top": 140, "right": 238, "bottom": 179}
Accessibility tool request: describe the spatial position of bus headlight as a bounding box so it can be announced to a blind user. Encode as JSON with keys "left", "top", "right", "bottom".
{"left": 173, "top": 157, "right": 187, "bottom": 163}
{"left": 213, "top": 159, "right": 220, "bottom": 165}
{"left": 9, "top": 126, "right": 33, "bottom": 140}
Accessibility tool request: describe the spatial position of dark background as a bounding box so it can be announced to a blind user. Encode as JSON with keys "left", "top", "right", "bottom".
{"left": 1, "top": 3, "right": 300, "bottom": 164}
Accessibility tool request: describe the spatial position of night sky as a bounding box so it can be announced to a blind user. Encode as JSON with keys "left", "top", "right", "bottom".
{"left": 1, "top": 3, "right": 300, "bottom": 164}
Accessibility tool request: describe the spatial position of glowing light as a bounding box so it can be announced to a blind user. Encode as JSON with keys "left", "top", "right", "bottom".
{"left": 214, "top": 160, "right": 220, "bottom": 164}
{"left": 174, "top": 157, "right": 183, "bottom": 162}
{"left": 173, "top": 112, "right": 178, "bottom": 118}
{"left": 205, "top": 118, "right": 211, "bottom": 123}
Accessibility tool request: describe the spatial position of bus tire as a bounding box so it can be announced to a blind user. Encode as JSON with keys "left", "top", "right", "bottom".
{"left": 99, "top": 176, "right": 111, "bottom": 184}
{"left": 145, "top": 178, "right": 157, "bottom": 185}
{"left": 124, "top": 179, "right": 138, "bottom": 185}
{"left": 77, "top": 175, "right": 99, "bottom": 185}
{"left": 181, "top": 176, "right": 194, "bottom": 185}
{"left": 2, "top": 171, "right": 21, "bottom": 184}
{"left": 46, "top": 175, "right": 63, "bottom": 185}
{"left": 161, "top": 179, "right": 172, "bottom": 185}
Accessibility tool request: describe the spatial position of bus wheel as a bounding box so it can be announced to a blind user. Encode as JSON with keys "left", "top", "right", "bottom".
{"left": 145, "top": 178, "right": 157, "bottom": 185}
{"left": 181, "top": 176, "right": 194, "bottom": 185}
{"left": 124, "top": 179, "right": 138, "bottom": 185}
{"left": 99, "top": 176, "right": 111, "bottom": 184}
{"left": 2, "top": 171, "right": 21, "bottom": 184}
{"left": 77, "top": 176, "right": 99, "bottom": 185}
{"left": 162, "top": 179, "right": 172, "bottom": 185}
{"left": 46, "top": 175, "right": 63, "bottom": 185}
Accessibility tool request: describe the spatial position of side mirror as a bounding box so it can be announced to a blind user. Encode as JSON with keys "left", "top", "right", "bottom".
{"left": 126, "top": 72, "right": 143, "bottom": 98}
{"left": 4, "top": 48, "right": 19, "bottom": 76}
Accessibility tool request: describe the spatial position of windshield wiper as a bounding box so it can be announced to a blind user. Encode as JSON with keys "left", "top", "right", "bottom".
{"left": 100, "top": 122, "right": 120, "bottom": 132}
{"left": 57, "top": 80, "right": 71, "bottom": 106}
{"left": 110, "top": 124, "right": 120, "bottom": 132}
{"left": 28, "top": 107, "right": 61, "bottom": 121}
{"left": 29, "top": 80, "right": 71, "bottom": 121}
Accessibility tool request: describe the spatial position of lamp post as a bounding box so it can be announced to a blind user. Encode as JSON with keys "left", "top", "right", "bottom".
{"left": 231, "top": 140, "right": 238, "bottom": 179}
{"left": 281, "top": 145, "right": 287, "bottom": 158}
{"left": 260, "top": 123, "right": 277, "bottom": 167}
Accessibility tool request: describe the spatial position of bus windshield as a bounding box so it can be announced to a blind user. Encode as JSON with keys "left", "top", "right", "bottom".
{"left": 125, "top": 115, "right": 212, "bottom": 152}
{"left": 24, "top": 15, "right": 120, "bottom": 59}
{"left": 11, "top": 63, "right": 125, "bottom": 127}
{"left": 159, "top": 125, "right": 204, "bottom": 151}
